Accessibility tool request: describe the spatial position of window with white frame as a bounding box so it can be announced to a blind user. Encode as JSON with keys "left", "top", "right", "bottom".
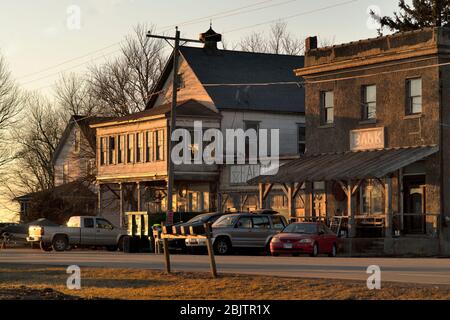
{"left": 406, "top": 78, "right": 422, "bottom": 115}
{"left": 321, "top": 91, "right": 334, "bottom": 124}
{"left": 362, "top": 85, "right": 376, "bottom": 120}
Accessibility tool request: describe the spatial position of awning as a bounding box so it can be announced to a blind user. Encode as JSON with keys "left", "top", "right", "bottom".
{"left": 249, "top": 145, "right": 439, "bottom": 184}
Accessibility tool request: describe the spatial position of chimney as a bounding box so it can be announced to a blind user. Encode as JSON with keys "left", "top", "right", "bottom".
{"left": 305, "top": 36, "right": 318, "bottom": 52}
{"left": 199, "top": 25, "right": 222, "bottom": 50}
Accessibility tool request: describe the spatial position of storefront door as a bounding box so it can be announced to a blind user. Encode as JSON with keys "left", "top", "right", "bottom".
{"left": 403, "top": 175, "right": 426, "bottom": 234}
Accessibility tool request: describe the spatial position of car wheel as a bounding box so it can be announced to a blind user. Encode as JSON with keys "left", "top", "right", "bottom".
{"left": 310, "top": 243, "right": 319, "bottom": 257}
{"left": 293, "top": 253, "right": 300, "bottom": 257}
{"left": 214, "top": 237, "right": 231, "bottom": 255}
{"left": 271, "top": 252, "right": 279, "bottom": 257}
{"left": 52, "top": 236, "right": 68, "bottom": 252}
{"left": 40, "top": 242, "right": 53, "bottom": 252}
{"left": 118, "top": 236, "right": 128, "bottom": 252}
{"left": 328, "top": 244, "right": 337, "bottom": 257}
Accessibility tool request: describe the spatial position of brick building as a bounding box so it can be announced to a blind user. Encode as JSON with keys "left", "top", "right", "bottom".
{"left": 253, "top": 27, "right": 450, "bottom": 256}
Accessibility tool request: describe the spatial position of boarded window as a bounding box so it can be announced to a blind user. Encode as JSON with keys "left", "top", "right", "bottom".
{"left": 146, "top": 131, "right": 153, "bottom": 162}
{"left": 100, "top": 137, "right": 107, "bottom": 166}
{"left": 118, "top": 135, "right": 125, "bottom": 164}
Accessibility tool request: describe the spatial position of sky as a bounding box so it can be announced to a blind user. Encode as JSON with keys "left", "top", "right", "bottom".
{"left": 0, "top": 0, "right": 402, "bottom": 94}
{"left": 0, "top": 0, "right": 402, "bottom": 222}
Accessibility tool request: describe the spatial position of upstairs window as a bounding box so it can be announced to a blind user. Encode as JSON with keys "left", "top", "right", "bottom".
{"left": 156, "top": 130, "right": 165, "bottom": 161}
{"left": 321, "top": 91, "right": 334, "bottom": 124}
{"left": 100, "top": 137, "right": 107, "bottom": 166}
{"left": 108, "top": 136, "right": 116, "bottom": 165}
{"left": 127, "top": 134, "right": 134, "bottom": 163}
{"left": 118, "top": 135, "right": 124, "bottom": 164}
{"left": 74, "top": 130, "right": 81, "bottom": 153}
{"left": 362, "top": 85, "right": 377, "bottom": 120}
{"left": 298, "top": 124, "right": 306, "bottom": 154}
{"left": 146, "top": 131, "right": 153, "bottom": 163}
{"left": 406, "top": 78, "right": 422, "bottom": 115}
{"left": 136, "top": 132, "right": 143, "bottom": 163}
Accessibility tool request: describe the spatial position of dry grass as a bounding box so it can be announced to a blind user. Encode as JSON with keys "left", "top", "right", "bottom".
{"left": 0, "top": 264, "right": 449, "bottom": 300}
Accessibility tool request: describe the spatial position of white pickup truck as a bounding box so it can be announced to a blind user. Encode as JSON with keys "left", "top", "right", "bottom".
{"left": 27, "top": 216, "right": 128, "bottom": 252}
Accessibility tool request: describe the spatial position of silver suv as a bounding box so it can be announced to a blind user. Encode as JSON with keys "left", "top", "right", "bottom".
{"left": 211, "top": 213, "right": 287, "bottom": 255}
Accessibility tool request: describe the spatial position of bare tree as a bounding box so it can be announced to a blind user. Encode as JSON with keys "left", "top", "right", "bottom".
{"left": 238, "top": 22, "right": 304, "bottom": 55}
{"left": 54, "top": 73, "right": 100, "bottom": 119}
{"left": 0, "top": 56, "right": 22, "bottom": 168}
{"left": 88, "top": 23, "right": 166, "bottom": 116}
{"left": 12, "top": 93, "right": 64, "bottom": 193}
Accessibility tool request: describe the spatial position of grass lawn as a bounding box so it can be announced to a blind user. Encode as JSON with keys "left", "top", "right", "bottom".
{"left": 0, "top": 264, "right": 449, "bottom": 300}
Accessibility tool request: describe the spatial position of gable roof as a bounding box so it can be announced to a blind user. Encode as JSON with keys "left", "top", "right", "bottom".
{"left": 91, "top": 99, "right": 220, "bottom": 127}
{"left": 52, "top": 115, "right": 111, "bottom": 165}
{"left": 147, "top": 46, "right": 305, "bottom": 114}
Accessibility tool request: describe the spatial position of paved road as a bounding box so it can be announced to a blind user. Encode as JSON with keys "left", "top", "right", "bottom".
{"left": 1, "top": 249, "right": 449, "bottom": 285}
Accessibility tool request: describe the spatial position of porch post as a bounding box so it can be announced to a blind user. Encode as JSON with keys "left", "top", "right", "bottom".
{"left": 218, "top": 193, "right": 223, "bottom": 213}
{"left": 347, "top": 180, "right": 356, "bottom": 238}
{"left": 97, "top": 183, "right": 102, "bottom": 216}
{"left": 385, "top": 176, "right": 393, "bottom": 238}
{"left": 119, "top": 183, "right": 124, "bottom": 227}
{"left": 287, "top": 183, "right": 295, "bottom": 219}
{"left": 137, "top": 182, "right": 141, "bottom": 212}
{"left": 258, "top": 183, "right": 265, "bottom": 210}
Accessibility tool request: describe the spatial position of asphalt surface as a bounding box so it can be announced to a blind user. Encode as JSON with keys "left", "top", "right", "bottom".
{"left": 1, "top": 249, "right": 449, "bottom": 285}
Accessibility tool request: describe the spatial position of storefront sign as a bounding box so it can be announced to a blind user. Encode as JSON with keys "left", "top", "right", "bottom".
{"left": 230, "top": 165, "right": 261, "bottom": 185}
{"left": 350, "top": 127, "right": 385, "bottom": 151}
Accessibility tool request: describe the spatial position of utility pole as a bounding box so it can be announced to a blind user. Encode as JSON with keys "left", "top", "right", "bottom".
{"left": 147, "top": 28, "right": 202, "bottom": 223}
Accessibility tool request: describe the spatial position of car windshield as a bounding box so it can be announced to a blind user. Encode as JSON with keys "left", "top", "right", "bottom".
{"left": 283, "top": 223, "right": 318, "bottom": 234}
{"left": 213, "top": 215, "right": 238, "bottom": 228}
{"left": 188, "top": 214, "right": 210, "bottom": 224}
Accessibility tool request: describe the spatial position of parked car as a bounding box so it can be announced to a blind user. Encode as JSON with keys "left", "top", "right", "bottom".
{"left": 270, "top": 222, "right": 337, "bottom": 257}
{"left": 27, "top": 216, "right": 128, "bottom": 252}
{"left": 183, "top": 212, "right": 233, "bottom": 253}
{"left": 211, "top": 212, "right": 288, "bottom": 255}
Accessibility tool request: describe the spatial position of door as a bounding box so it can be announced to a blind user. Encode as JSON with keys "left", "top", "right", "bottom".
{"left": 403, "top": 176, "right": 426, "bottom": 234}
{"left": 80, "top": 217, "right": 96, "bottom": 245}
{"left": 95, "top": 218, "right": 117, "bottom": 246}
{"left": 231, "top": 216, "right": 253, "bottom": 247}
{"left": 251, "top": 216, "right": 271, "bottom": 247}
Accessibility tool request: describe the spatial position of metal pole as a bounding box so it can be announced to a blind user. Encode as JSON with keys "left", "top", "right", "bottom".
{"left": 166, "top": 27, "right": 180, "bottom": 221}
{"left": 162, "top": 237, "right": 171, "bottom": 273}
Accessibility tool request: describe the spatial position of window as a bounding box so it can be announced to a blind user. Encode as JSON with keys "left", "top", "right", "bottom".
{"left": 361, "top": 179, "right": 384, "bottom": 214}
{"left": 96, "top": 218, "right": 114, "bottom": 230}
{"left": 74, "top": 130, "right": 81, "bottom": 153}
{"left": 63, "top": 163, "right": 69, "bottom": 184}
{"left": 146, "top": 131, "right": 153, "bottom": 162}
{"left": 244, "top": 121, "right": 260, "bottom": 159}
{"left": 252, "top": 216, "right": 270, "bottom": 229}
{"left": 237, "top": 217, "right": 252, "bottom": 229}
{"left": 84, "top": 218, "right": 94, "bottom": 228}
{"left": 298, "top": 124, "right": 306, "bottom": 154}
{"left": 108, "top": 136, "right": 116, "bottom": 165}
{"left": 87, "top": 159, "right": 96, "bottom": 175}
{"left": 321, "top": 91, "right": 334, "bottom": 124}
{"left": 271, "top": 216, "right": 286, "bottom": 230}
{"left": 100, "top": 137, "right": 107, "bottom": 166}
{"left": 407, "top": 78, "right": 422, "bottom": 114}
{"left": 118, "top": 135, "right": 125, "bottom": 164}
{"left": 362, "top": 85, "right": 376, "bottom": 120}
{"left": 127, "top": 134, "right": 134, "bottom": 163}
{"left": 136, "top": 132, "right": 143, "bottom": 163}
{"left": 156, "top": 130, "right": 164, "bottom": 161}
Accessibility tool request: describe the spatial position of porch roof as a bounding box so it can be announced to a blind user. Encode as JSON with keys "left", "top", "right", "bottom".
{"left": 249, "top": 145, "right": 439, "bottom": 184}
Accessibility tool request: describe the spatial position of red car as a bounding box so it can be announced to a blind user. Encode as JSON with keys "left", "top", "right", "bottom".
{"left": 270, "top": 222, "right": 337, "bottom": 257}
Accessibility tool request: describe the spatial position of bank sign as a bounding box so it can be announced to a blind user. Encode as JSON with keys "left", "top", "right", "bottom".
{"left": 350, "top": 127, "right": 385, "bottom": 151}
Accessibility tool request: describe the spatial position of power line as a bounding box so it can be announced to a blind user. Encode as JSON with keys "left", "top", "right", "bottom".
{"left": 16, "top": 0, "right": 282, "bottom": 83}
